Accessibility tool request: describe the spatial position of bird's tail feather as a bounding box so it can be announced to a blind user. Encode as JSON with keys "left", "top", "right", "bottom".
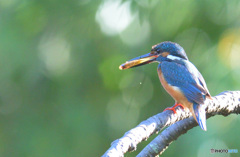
{"left": 193, "top": 103, "right": 207, "bottom": 131}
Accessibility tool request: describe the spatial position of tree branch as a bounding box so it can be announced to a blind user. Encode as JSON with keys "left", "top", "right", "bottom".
{"left": 102, "top": 91, "right": 240, "bottom": 157}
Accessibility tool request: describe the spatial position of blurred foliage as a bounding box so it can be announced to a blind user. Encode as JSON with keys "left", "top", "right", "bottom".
{"left": 0, "top": 0, "right": 240, "bottom": 156}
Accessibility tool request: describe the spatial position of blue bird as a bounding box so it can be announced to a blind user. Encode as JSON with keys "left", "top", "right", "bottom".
{"left": 119, "top": 41, "right": 212, "bottom": 131}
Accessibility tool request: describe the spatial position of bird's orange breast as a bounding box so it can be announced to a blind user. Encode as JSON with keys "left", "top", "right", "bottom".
{"left": 157, "top": 67, "right": 192, "bottom": 110}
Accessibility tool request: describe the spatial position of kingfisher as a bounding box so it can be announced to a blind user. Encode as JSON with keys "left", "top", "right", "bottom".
{"left": 119, "top": 41, "right": 212, "bottom": 131}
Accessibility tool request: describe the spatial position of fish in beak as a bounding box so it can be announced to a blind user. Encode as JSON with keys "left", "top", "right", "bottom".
{"left": 119, "top": 53, "right": 159, "bottom": 70}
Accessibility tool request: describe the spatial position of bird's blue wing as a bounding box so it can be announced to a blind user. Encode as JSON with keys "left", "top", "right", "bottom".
{"left": 160, "top": 60, "right": 208, "bottom": 104}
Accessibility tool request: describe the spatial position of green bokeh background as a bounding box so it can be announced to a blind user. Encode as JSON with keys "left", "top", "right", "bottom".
{"left": 1, "top": 0, "right": 240, "bottom": 156}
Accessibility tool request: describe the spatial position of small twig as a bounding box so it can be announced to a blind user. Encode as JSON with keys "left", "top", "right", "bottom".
{"left": 102, "top": 91, "right": 240, "bottom": 157}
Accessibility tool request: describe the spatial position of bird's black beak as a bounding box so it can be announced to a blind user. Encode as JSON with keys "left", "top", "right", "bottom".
{"left": 119, "top": 53, "right": 159, "bottom": 70}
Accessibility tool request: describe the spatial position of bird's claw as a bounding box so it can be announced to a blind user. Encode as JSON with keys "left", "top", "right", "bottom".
{"left": 164, "top": 103, "right": 185, "bottom": 114}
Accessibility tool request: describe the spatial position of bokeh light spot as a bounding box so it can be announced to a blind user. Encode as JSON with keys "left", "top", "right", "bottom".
{"left": 120, "top": 16, "right": 151, "bottom": 46}
{"left": 38, "top": 34, "right": 71, "bottom": 77}
{"left": 218, "top": 29, "right": 240, "bottom": 82}
{"left": 95, "top": 0, "right": 135, "bottom": 36}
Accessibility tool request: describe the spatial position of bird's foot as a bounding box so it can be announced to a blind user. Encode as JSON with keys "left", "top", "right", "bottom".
{"left": 164, "top": 103, "right": 185, "bottom": 114}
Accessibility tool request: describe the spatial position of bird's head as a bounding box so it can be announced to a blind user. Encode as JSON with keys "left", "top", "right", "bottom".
{"left": 119, "top": 41, "right": 188, "bottom": 70}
